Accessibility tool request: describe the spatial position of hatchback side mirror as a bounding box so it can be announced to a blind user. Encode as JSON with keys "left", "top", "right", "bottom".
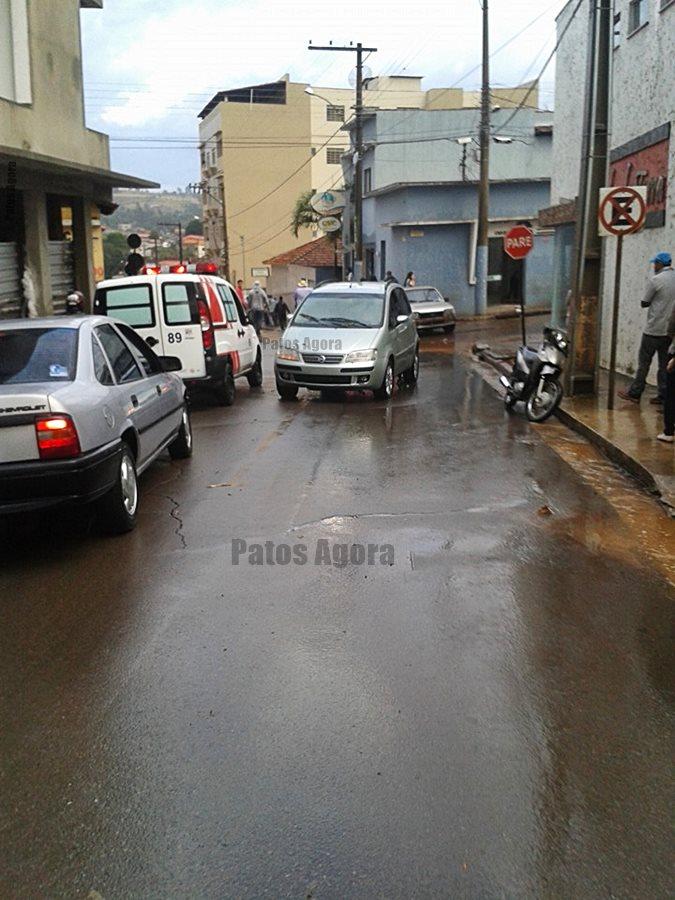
{"left": 159, "top": 355, "right": 182, "bottom": 372}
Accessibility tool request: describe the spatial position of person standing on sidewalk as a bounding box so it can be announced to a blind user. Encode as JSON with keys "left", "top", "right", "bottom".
{"left": 657, "top": 302, "right": 675, "bottom": 444}
{"left": 619, "top": 252, "right": 675, "bottom": 405}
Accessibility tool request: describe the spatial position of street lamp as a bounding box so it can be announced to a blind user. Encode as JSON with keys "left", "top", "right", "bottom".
{"left": 304, "top": 86, "right": 336, "bottom": 107}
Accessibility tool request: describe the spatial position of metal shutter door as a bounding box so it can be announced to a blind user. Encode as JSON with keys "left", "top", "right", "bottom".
{"left": 0, "top": 243, "right": 23, "bottom": 319}
{"left": 48, "top": 241, "right": 75, "bottom": 314}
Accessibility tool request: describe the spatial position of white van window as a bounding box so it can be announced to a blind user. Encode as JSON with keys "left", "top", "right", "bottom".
{"left": 162, "top": 283, "right": 196, "bottom": 326}
{"left": 216, "top": 284, "right": 238, "bottom": 322}
{"left": 96, "top": 285, "right": 154, "bottom": 327}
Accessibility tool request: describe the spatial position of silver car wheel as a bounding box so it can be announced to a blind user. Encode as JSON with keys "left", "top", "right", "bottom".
{"left": 384, "top": 363, "right": 394, "bottom": 397}
{"left": 120, "top": 452, "right": 138, "bottom": 516}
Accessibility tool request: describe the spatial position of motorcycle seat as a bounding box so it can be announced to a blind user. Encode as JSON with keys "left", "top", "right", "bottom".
{"left": 522, "top": 347, "right": 540, "bottom": 364}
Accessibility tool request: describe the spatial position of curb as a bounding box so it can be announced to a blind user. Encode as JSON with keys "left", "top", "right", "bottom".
{"left": 473, "top": 349, "right": 675, "bottom": 516}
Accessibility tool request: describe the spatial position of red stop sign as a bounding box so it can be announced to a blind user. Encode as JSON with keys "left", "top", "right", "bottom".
{"left": 504, "top": 225, "right": 534, "bottom": 260}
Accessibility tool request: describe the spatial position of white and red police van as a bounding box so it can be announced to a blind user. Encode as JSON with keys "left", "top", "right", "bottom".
{"left": 94, "top": 263, "right": 262, "bottom": 405}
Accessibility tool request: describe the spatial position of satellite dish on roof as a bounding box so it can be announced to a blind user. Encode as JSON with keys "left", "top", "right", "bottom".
{"left": 348, "top": 65, "right": 372, "bottom": 87}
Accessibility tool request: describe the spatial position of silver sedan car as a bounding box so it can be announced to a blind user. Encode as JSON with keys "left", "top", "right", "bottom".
{"left": 274, "top": 281, "right": 419, "bottom": 400}
{"left": 0, "top": 316, "right": 191, "bottom": 533}
{"left": 405, "top": 286, "right": 456, "bottom": 334}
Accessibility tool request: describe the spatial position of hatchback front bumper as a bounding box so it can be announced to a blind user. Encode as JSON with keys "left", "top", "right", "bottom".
{"left": 275, "top": 356, "right": 386, "bottom": 390}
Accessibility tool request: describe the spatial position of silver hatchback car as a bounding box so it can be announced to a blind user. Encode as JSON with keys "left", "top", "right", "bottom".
{"left": 0, "top": 316, "right": 191, "bottom": 533}
{"left": 274, "top": 281, "right": 419, "bottom": 400}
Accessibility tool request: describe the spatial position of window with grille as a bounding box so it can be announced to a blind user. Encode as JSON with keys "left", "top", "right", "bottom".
{"left": 326, "top": 148, "right": 344, "bottom": 165}
{"left": 326, "top": 105, "right": 345, "bottom": 122}
{"left": 363, "top": 168, "right": 372, "bottom": 193}
{"left": 628, "top": 0, "right": 648, "bottom": 33}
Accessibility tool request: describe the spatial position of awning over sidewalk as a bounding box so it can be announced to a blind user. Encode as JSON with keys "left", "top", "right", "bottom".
{"left": 0, "top": 144, "right": 158, "bottom": 208}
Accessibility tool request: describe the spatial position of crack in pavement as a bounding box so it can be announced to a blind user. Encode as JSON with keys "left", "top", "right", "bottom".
{"left": 166, "top": 496, "right": 187, "bottom": 549}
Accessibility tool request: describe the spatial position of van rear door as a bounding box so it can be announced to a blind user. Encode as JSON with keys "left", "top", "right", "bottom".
{"left": 158, "top": 279, "right": 206, "bottom": 378}
{"left": 93, "top": 281, "right": 162, "bottom": 353}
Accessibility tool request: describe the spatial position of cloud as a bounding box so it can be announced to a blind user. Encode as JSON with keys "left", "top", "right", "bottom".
{"left": 86, "top": 0, "right": 562, "bottom": 128}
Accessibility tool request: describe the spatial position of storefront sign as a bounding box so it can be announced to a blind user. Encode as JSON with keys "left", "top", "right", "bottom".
{"left": 310, "top": 191, "right": 346, "bottom": 215}
{"left": 609, "top": 123, "right": 670, "bottom": 228}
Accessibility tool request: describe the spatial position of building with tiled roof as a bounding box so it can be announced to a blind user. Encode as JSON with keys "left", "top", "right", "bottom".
{"left": 263, "top": 236, "right": 341, "bottom": 303}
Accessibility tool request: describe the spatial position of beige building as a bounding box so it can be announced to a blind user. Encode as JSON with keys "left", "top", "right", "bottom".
{"left": 0, "top": 0, "right": 156, "bottom": 317}
{"left": 198, "top": 75, "right": 539, "bottom": 286}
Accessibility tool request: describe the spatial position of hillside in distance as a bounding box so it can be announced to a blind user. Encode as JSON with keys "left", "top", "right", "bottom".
{"left": 107, "top": 189, "right": 201, "bottom": 232}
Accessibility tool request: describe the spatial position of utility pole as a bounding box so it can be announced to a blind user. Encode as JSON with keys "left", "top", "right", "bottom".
{"left": 186, "top": 180, "right": 229, "bottom": 280}
{"left": 240, "top": 234, "right": 246, "bottom": 284}
{"left": 308, "top": 41, "right": 377, "bottom": 280}
{"left": 158, "top": 221, "right": 183, "bottom": 265}
{"left": 566, "top": 0, "right": 611, "bottom": 395}
{"left": 475, "top": 0, "right": 490, "bottom": 315}
{"left": 219, "top": 178, "right": 230, "bottom": 280}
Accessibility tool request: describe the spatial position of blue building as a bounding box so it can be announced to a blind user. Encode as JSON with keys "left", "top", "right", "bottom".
{"left": 342, "top": 108, "right": 554, "bottom": 316}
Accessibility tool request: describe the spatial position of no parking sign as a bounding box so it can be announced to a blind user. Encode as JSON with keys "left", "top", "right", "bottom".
{"left": 598, "top": 185, "right": 648, "bottom": 410}
{"left": 598, "top": 186, "right": 647, "bottom": 236}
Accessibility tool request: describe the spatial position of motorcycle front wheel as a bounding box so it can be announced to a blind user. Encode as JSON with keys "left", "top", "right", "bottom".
{"left": 525, "top": 378, "right": 563, "bottom": 422}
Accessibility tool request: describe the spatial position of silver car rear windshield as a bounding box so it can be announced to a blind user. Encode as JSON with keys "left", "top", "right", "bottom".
{"left": 294, "top": 292, "right": 384, "bottom": 328}
{"left": 0, "top": 328, "right": 78, "bottom": 384}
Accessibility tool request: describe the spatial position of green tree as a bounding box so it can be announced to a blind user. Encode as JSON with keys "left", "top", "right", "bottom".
{"left": 185, "top": 218, "right": 203, "bottom": 236}
{"left": 291, "top": 190, "right": 319, "bottom": 238}
{"left": 291, "top": 190, "right": 339, "bottom": 242}
{"left": 103, "top": 232, "right": 130, "bottom": 277}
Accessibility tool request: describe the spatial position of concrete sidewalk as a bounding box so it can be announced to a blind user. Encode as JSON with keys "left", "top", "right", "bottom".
{"left": 557, "top": 370, "right": 675, "bottom": 513}
{"left": 473, "top": 340, "right": 675, "bottom": 515}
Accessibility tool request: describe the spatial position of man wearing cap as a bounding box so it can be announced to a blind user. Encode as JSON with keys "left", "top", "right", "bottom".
{"left": 619, "top": 252, "right": 675, "bottom": 405}
{"left": 293, "top": 279, "right": 311, "bottom": 310}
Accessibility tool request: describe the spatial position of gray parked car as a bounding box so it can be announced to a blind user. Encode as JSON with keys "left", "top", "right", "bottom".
{"left": 274, "top": 281, "right": 419, "bottom": 400}
{"left": 0, "top": 316, "right": 191, "bottom": 533}
{"left": 404, "top": 286, "right": 456, "bottom": 333}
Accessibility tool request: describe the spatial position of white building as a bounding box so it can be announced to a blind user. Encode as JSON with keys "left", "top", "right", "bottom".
{"left": 543, "top": 0, "right": 674, "bottom": 381}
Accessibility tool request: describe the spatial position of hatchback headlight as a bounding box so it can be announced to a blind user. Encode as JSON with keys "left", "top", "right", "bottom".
{"left": 277, "top": 347, "right": 300, "bottom": 361}
{"left": 344, "top": 348, "right": 377, "bottom": 363}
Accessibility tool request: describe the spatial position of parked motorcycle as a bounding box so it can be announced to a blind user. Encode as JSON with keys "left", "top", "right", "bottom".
{"left": 500, "top": 327, "right": 569, "bottom": 422}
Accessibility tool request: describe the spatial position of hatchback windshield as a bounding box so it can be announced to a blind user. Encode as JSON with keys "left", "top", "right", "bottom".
{"left": 0, "top": 328, "right": 78, "bottom": 384}
{"left": 294, "top": 292, "right": 384, "bottom": 328}
{"left": 405, "top": 288, "right": 443, "bottom": 304}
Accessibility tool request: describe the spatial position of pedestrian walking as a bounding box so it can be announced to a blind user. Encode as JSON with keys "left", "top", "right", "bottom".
{"left": 245, "top": 280, "right": 269, "bottom": 337}
{"left": 657, "top": 302, "right": 675, "bottom": 443}
{"left": 293, "top": 279, "right": 311, "bottom": 309}
{"left": 274, "top": 296, "right": 290, "bottom": 330}
{"left": 235, "top": 279, "right": 246, "bottom": 306}
{"left": 384, "top": 271, "right": 397, "bottom": 285}
{"left": 618, "top": 252, "right": 675, "bottom": 405}
{"left": 404, "top": 271, "right": 416, "bottom": 287}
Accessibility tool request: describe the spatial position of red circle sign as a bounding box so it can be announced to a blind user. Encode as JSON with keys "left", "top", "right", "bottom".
{"left": 598, "top": 186, "right": 646, "bottom": 236}
{"left": 504, "top": 225, "right": 534, "bottom": 260}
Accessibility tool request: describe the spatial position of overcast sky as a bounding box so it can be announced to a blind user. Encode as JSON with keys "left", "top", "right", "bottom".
{"left": 81, "top": 0, "right": 566, "bottom": 190}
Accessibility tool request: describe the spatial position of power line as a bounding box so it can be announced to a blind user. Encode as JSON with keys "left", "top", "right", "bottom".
{"left": 498, "top": 0, "right": 585, "bottom": 133}
{"left": 227, "top": 115, "right": 354, "bottom": 219}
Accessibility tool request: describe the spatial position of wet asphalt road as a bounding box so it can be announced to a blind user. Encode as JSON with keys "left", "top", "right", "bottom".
{"left": 1, "top": 329, "right": 673, "bottom": 899}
